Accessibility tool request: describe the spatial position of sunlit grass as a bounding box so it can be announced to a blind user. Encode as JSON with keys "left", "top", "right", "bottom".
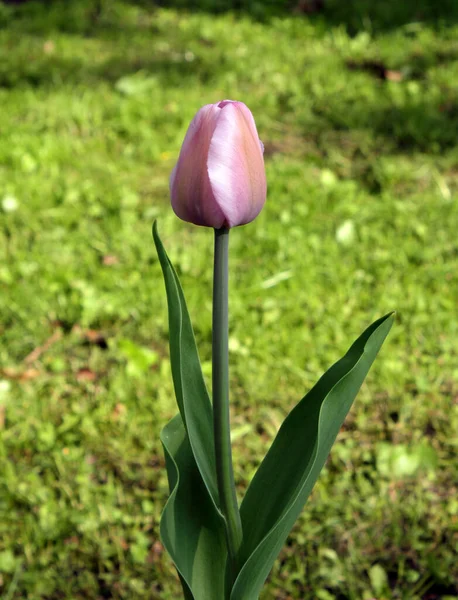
{"left": 0, "top": 1, "right": 457, "bottom": 598}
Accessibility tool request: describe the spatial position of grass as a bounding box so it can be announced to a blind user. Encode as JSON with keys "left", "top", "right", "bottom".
{"left": 0, "top": 1, "right": 457, "bottom": 598}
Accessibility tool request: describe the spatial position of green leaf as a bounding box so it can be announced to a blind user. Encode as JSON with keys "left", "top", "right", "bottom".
{"left": 161, "top": 415, "right": 227, "bottom": 599}
{"left": 231, "top": 313, "right": 394, "bottom": 600}
{"left": 153, "top": 222, "right": 219, "bottom": 510}
{"left": 376, "top": 441, "right": 438, "bottom": 478}
{"left": 369, "top": 564, "right": 389, "bottom": 595}
{"left": 117, "top": 338, "right": 158, "bottom": 377}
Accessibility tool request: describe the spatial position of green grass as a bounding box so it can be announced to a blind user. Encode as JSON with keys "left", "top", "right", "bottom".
{"left": 0, "top": 1, "right": 457, "bottom": 598}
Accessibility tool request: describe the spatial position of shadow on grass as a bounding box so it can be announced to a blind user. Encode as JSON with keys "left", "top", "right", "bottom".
{"left": 312, "top": 95, "right": 458, "bottom": 154}
{"left": 2, "top": 0, "right": 458, "bottom": 158}
{"left": 0, "top": 52, "right": 209, "bottom": 89}
{"left": 319, "top": 0, "right": 458, "bottom": 34}
{"left": 2, "top": 59, "right": 457, "bottom": 158}
{"left": 3, "top": 0, "right": 458, "bottom": 29}
{"left": 129, "top": 0, "right": 458, "bottom": 30}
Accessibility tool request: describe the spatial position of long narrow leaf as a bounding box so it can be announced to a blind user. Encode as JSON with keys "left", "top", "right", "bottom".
{"left": 231, "top": 313, "right": 394, "bottom": 599}
{"left": 160, "top": 414, "right": 227, "bottom": 600}
{"left": 153, "top": 222, "right": 220, "bottom": 510}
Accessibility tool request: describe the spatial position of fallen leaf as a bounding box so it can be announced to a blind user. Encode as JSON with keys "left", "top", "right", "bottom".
{"left": 43, "top": 40, "right": 55, "bottom": 54}
{"left": 294, "top": 0, "right": 325, "bottom": 14}
{"left": 24, "top": 330, "right": 62, "bottom": 363}
{"left": 148, "top": 541, "right": 164, "bottom": 564}
{"left": 385, "top": 69, "right": 403, "bottom": 82}
{"left": 119, "top": 538, "right": 129, "bottom": 551}
{"left": 102, "top": 255, "right": 119, "bottom": 266}
{"left": 1, "top": 367, "right": 41, "bottom": 381}
{"left": 64, "top": 536, "right": 79, "bottom": 546}
{"left": 112, "top": 402, "right": 127, "bottom": 419}
{"left": 76, "top": 368, "right": 97, "bottom": 382}
{"left": 82, "top": 329, "right": 108, "bottom": 349}
{"left": 347, "top": 60, "right": 403, "bottom": 82}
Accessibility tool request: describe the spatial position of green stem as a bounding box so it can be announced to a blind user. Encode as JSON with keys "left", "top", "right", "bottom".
{"left": 212, "top": 227, "right": 243, "bottom": 581}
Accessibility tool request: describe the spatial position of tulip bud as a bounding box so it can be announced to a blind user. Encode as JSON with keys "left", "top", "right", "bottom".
{"left": 170, "top": 100, "right": 267, "bottom": 229}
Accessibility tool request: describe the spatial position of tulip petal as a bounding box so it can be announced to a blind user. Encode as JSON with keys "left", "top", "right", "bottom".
{"left": 208, "top": 102, "right": 266, "bottom": 228}
{"left": 170, "top": 104, "right": 227, "bottom": 228}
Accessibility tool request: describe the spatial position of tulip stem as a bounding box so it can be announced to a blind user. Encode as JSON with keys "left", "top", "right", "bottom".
{"left": 212, "top": 227, "right": 243, "bottom": 581}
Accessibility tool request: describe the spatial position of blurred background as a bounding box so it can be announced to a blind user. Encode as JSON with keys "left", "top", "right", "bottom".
{"left": 0, "top": 1, "right": 457, "bottom": 598}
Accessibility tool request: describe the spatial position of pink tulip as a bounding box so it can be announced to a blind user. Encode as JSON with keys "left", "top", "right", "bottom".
{"left": 170, "top": 100, "right": 267, "bottom": 229}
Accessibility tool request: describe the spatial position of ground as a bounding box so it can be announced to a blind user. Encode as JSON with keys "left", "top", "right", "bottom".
{"left": 0, "top": 1, "right": 457, "bottom": 598}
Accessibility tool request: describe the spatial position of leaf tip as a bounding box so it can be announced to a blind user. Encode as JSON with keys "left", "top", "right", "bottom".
{"left": 152, "top": 220, "right": 163, "bottom": 252}
{"left": 384, "top": 310, "right": 396, "bottom": 327}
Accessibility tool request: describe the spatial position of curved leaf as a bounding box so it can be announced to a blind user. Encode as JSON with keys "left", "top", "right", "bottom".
{"left": 161, "top": 414, "right": 227, "bottom": 599}
{"left": 231, "top": 313, "right": 394, "bottom": 600}
{"left": 153, "top": 222, "right": 220, "bottom": 510}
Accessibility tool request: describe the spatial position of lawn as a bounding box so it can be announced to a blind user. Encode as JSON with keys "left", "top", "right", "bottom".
{"left": 0, "top": 1, "right": 457, "bottom": 598}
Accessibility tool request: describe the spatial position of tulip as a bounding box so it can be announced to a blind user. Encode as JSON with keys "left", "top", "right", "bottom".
{"left": 170, "top": 100, "right": 267, "bottom": 229}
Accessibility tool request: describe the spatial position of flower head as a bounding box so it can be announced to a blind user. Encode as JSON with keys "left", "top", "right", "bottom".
{"left": 170, "top": 100, "right": 267, "bottom": 228}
